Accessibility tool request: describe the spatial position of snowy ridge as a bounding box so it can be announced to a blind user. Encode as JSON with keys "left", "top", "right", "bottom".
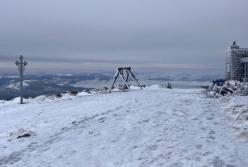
{"left": 0, "top": 87, "right": 247, "bottom": 167}
{"left": 0, "top": 85, "right": 159, "bottom": 105}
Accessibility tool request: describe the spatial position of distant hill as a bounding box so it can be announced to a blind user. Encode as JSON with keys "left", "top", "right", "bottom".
{"left": 0, "top": 72, "right": 222, "bottom": 100}
{"left": 0, "top": 73, "right": 112, "bottom": 100}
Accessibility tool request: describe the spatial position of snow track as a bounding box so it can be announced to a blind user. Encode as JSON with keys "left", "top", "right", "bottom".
{"left": 0, "top": 88, "right": 247, "bottom": 167}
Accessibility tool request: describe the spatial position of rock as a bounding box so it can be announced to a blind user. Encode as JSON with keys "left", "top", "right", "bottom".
{"left": 68, "top": 90, "right": 78, "bottom": 96}
{"left": 17, "top": 133, "right": 31, "bottom": 139}
{"left": 212, "top": 157, "right": 225, "bottom": 167}
{"left": 56, "top": 93, "right": 63, "bottom": 98}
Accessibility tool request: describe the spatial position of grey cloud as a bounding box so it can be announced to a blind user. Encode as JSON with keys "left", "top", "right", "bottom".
{"left": 0, "top": 0, "right": 248, "bottom": 73}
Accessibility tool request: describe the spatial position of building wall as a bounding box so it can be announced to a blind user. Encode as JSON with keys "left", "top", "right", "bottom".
{"left": 225, "top": 48, "right": 248, "bottom": 81}
{"left": 225, "top": 51, "right": 232, "bottom": 80}
{"left": 231, "top": 49, "right": 243, "bottom": 80}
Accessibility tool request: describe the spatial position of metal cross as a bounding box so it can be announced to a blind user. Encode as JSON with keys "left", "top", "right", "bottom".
{"left": 15, "top": 55, "right": 28, "bottom": 104}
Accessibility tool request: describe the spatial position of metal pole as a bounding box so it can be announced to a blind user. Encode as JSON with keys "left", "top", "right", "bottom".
{"left": 246, "top": 62, "right": 247, "bottom": 80}
{"left": 15, "top": 55, "right": 27, "bottom": 104}
{"left": 20, "top": 56, "right": 23, "bottom": 104}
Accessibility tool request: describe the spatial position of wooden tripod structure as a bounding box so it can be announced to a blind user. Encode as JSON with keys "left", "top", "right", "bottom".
{"left": 110, "top": 67, "right": 142, "bottom": 92}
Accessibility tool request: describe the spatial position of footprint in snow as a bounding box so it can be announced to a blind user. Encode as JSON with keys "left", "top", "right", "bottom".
{"left": 209, "top": 130, "right": 215, "bottom": 135}
{"left": 142, "top": 119, "right": 150, "bottom": 123}
{"left": 237, "top": 131, "right": 248, "bottom": 142}
{"left": 98, "top": 117, "right": 106, "bottom": 123}
{"left": 207, "top": 116, "right": 214, "bottom": 120}
{"left": 195, "top": 144, "right": 202, "bottom": 149}
{"left": 212, "top": 156, "right": 226, "bottom": 167}
{"left": 169, "top": 162, "right": 183, "bottom": 167}
{"left": 146, "top": 145, "right": 158, "bottom": 151}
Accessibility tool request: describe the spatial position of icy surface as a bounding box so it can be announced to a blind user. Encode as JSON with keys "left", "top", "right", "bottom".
{"left": 0, "top": 88, "right": 247, "bottom": 167}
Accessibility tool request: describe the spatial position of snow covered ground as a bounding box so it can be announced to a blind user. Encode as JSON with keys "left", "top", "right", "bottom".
{"left": 0, "top": 87, "right": 247, "bottom": 167}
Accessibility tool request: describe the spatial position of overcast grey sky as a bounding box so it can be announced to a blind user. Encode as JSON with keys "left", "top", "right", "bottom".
{"left": 0, "top": 0, "right": 248, "bottom": 73}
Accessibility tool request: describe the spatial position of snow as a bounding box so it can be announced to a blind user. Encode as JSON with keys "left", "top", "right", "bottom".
{"left": 207, "top": 80, "right": 248, "bottom": 97}
{"left": 7, "top": 80, "right": 32, "bottom": 89}
{"left": 57, "top": 74, "right": 73, "bottom": 77}
{"left": 4, "top": 76, "right": 19, "bottom": 79}
{"left": 147, "top": 84, "right": 162, "bottom": 89}
{"left": 224, "top": 96, "right": 248, "bottom": 143}
{"left": 0, "top": 88, "right": 247, "bottom": 167}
